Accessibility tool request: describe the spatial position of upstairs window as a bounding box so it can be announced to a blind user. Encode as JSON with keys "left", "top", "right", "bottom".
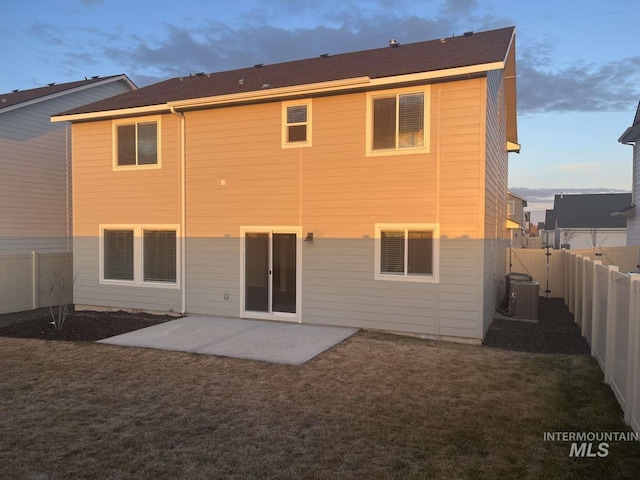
{"left": 282, "top": 101, "right": 312, "bottom": 148}
{"left": 114, "top": 118, "right": 160, "bottom": 168}
{"left": 367, "top": 87, "right": 429, "bottom": 156}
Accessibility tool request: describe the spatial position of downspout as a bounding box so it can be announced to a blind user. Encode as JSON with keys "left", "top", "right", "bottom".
{"left": 169, "top": 105, "right": 187, "bottom": 314}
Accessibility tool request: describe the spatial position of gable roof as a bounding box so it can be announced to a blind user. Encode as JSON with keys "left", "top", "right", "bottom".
{"left": 53, "top": 27, "right": 515, "bottom": 122}
{"left": 549, "top": 193, "right": 632, "bottom": 229}
{"left": 508, "top": 190, "right": 527, "bottom": 206}
{"left": 0, "top": 75, "right": 136, "bottom": 115}
{"left": 619, "top": 99, "right": 640, "bottom": 144}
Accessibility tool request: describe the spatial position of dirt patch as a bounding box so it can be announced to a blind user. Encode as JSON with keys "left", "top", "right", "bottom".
{"left": 0, "top": 308, "right": 175, "bottom": 342}
{"left": 484, "top": 297, "right": 591, "bottom": 355}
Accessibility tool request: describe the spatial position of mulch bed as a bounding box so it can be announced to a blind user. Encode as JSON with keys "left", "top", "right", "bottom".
{"left": 483, "top": 297, "right": 591, "bottom": 355}
{"left": 0, "top": 308, "right": 175, "bottom": 342}
{"left": 0, "top": 298, "right": 590, "bottom": 354}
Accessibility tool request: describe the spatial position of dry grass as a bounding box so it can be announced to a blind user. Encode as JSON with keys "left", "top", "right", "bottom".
{"left": 1, "top": 331, "right": 639, "bottom": 479}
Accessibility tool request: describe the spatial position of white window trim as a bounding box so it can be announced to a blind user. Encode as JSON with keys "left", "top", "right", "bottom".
{"left": 374, "top": 223, "right": 439, "bottom": 283}
{"left": 281, "top": 100, "right": 312, "bottom": 148}
{"left": 366, "top": 85, "right": 430, "bottom": 157}
{"left": 507, "top": 201, "right": 515, "bottom": 215}
{"left": 239, "top": 226, "right": 302, "bottom": 322}
{"left": 99, "top": 224, "right": 180, "bottom": 289}
{"left": 112, "top": 115, "right": 162, "bottom": 170}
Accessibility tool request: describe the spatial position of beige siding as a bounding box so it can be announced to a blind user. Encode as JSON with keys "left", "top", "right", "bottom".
{"left": 0, "top": 81, "right": 132, "bottom": 255}
{"left": 184, "top": 79, "right": 488, "bottom": 339}
{"left": 483, "top": 70, "right": 510, "bottom": 335}
{"left": 72, "top": 115, "right": 182, "bottom": 312}
{"left": 72, "top": 77, "right": 501, "bottom": 340}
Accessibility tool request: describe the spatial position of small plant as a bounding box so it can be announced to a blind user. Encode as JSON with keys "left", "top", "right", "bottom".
{"left": 47, "top": 260, "right": 73, "bottom": 332}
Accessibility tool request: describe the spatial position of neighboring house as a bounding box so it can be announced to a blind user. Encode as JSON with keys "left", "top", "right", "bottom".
{"left": 544, "top": 193, "right": 631, "bottom": 249}
{"left": 507, "top": 191, "right": 527, "bottom": 247}
{"left": 617, "top": 100, "right": 640, "bottom": 247}
{"left": 0, "top": 75, "right": 136, "bottom": 255}
{"left": 52, "top": 27, "right": 519, "bottom": 343}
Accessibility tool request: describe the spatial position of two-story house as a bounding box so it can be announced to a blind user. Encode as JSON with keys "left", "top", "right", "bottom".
{"left": 0, "top": 75, "right": 136, "bottom": 255}
{"left": 52, "top": 27, "right": 519, "bottom": 343}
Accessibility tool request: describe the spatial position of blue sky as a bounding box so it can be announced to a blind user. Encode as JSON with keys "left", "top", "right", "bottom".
{"left": 2, "top": 0, "right": 639, "bottom": 220}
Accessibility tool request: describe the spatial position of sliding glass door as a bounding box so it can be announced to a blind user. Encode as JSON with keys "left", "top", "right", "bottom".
{"left": 243, "top": 230, "right": 298, "bottom": 318}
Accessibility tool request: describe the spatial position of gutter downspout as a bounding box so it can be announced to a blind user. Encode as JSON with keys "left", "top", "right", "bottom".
{"left": 169, "top": 105, "right": 187, "bottom": 314}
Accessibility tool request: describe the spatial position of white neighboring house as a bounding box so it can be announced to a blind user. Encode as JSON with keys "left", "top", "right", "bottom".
{"left": 507, "top": 191, "right": 527, "bottom": 247}
{"left": 617, "top": 100, "right": 640, "bottom": 247}
{"left": 0, "top": 75, "right": 136, "bottom": 255}
{"left": 544, "top": 193, "right": 631, "bottom": 250}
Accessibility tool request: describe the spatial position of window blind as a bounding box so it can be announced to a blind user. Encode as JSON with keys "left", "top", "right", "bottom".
{"left": 143, "top": 230, "right": 177, "bottom": 283}
{"left": 104, "top": 230, "right": 134, "bottom": 280}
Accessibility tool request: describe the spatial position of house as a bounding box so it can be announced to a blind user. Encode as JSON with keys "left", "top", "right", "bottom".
{"left": 507, "top": 191, "right": 527, "bottom": 247}
{"left": 0, "top": 75, "right": 136, "bottom": 255}
{"left": 51, "top": 27, "right": 519, "bottom": 343}
{"left": 617, "top": 100, "right": 640, "bottom": 247}
{"left": 544, "top": 193, "right": 631, "bottom": 249}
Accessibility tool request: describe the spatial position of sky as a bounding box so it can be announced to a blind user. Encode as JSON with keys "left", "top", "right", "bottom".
{"left": 2, "top": 0, "right": 639, "bottom": 223}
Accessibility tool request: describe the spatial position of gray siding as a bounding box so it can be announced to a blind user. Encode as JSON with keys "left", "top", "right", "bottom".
{"left": 0, "top": 80, "right": 132, "bottom": 255}
{"left": 74, "top": 236, "right": 181, "bottom": 313}
{"left": 483, "top": 69, "right": 509, "bottom": 335}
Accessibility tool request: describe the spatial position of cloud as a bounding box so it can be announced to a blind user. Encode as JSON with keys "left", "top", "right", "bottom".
{"left": 555, "top": 163, "right": 606, "bottom": 172}
{"left": 22, "top": 0, "right": 639, "bottom": 115}
{"left": 517, "top": 46, "right": 640, "bottom": 114}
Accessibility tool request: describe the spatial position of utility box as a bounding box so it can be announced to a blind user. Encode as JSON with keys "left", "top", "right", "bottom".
{"left": 509, "top": 280, "right": 539, "bottom": 320}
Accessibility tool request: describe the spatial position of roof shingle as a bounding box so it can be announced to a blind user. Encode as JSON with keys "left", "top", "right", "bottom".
{"left": 0, "top": 75, "right": 131, "bottom": 112}
{"left": 56, "top": 26, "right": 515, "bottom": 117}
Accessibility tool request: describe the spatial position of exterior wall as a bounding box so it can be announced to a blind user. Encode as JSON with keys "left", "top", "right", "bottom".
{"left": 72, "top": 115, "right": 182, "bottom": 312}
{"left": 628, "top": 143, "right": 640, "bottom": 246}
{"left": 183, "top": 78, "right": 488, "bottom": 339}
{"left": 73, "top": 77, "right": 498, "bottom": 340}
{"left": 0, "top": 81, "right": 132, "bottom": 255}
{"left": 563, "top": 229, "right": 627, "bottom": 250}
{"left": 482, "top": 69, "right": 509, "bottom": 335}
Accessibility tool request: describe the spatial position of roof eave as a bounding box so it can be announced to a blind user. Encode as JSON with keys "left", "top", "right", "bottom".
{"left": 51, "top": 60, "right": 506, "bottom": 123}
{"left": 52, "top": 104, "right": 170, "bottom": 123}
{"left": 619, "top": 124, "right": 640, "bottom": 144}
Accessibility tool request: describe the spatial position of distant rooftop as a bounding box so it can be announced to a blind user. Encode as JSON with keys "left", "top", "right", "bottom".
{"left": 0, "top": 75, "right": 135, "bottom": 112}
{"left": 548, "top": 193, "right": 632, "bottom": 229}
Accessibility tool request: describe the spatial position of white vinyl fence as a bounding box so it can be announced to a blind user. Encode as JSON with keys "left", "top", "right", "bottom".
{"left": 0, "top": 252, "right": 72, "bottom": 314}
{"left": 508, "top": 245, "right": 640, "bottom": 435}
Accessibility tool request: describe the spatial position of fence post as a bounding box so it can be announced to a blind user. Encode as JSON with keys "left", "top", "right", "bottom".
{"left": 626, "top": 274, "right": 640, "bottom": 427}
{"left": 31, "top": 251, "right": 38, "bottom": 310}
{"left": 604, "top": 265, "right": 620, "bottom": 385}
{"left": 591, "top": 260, "right": 603, "bottom": 359}
{"left": 581, "top": 257, "right": 590, "bottom": 337}
{"left": 575, "top": 254, "right": 584, "bottom": 325}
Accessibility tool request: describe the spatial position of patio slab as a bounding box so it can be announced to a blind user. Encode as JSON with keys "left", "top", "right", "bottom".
{"left": 97, "top": 316, "right": 358, "bottom": 365}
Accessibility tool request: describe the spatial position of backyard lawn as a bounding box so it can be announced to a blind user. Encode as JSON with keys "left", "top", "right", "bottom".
{"left": 1, "top": 329, "right": 639, "bottom": 479}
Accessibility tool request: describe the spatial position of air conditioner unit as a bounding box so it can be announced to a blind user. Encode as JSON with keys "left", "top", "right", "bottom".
{"left": 509, "top": 280, "right": 539, "bottom": 320}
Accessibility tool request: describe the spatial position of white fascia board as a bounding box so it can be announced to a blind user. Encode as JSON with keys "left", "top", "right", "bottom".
{"left": 51, "top": 104, "right": 170, "bottom": 123}
{"left": 170, "top": 77, "right": 373, "bottom": 109}
{"left": 51, "top": 60, "right": 505, "bottom": 121}
{"left": 3, "top": 75, "right": 135, "bottom": 117}
{"left": 170, "top": 62, "right": 505, "bottom": 110}
{"left": 619, "top": 124, "right": 640, "bottom": 144}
